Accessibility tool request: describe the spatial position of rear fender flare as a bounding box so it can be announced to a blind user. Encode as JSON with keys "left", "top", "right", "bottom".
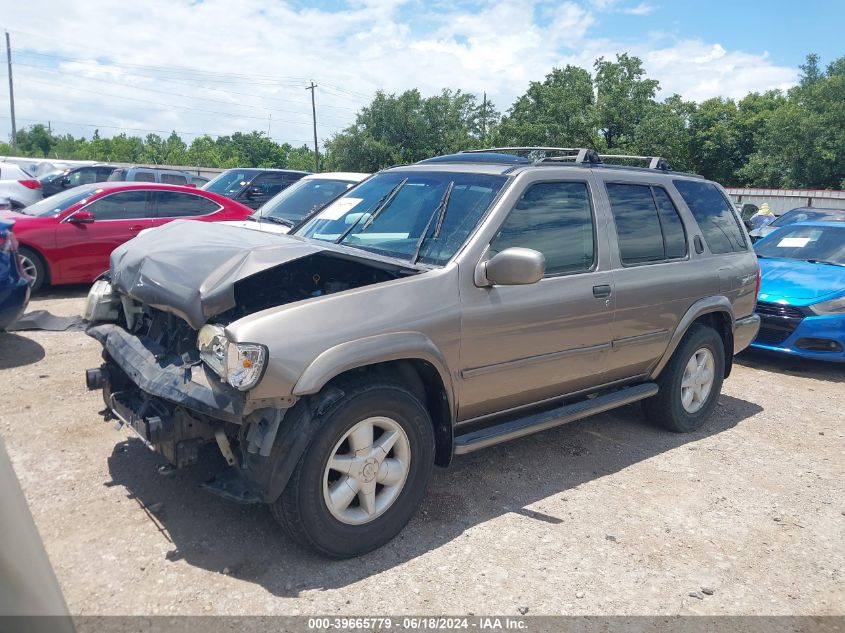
{"left": 651, "top": 296, "right": 734, "bottom": 379}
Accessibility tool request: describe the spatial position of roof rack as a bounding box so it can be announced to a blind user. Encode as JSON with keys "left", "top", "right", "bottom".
{"left": 460, "top": 147, "right": 672, "bottom": 171}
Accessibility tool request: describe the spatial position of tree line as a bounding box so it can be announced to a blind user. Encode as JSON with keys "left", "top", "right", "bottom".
{"left": 3, "top": 53, "right": 843, "bottom": 189}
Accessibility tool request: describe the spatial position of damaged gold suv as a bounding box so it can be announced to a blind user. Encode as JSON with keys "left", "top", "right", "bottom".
{"left": 85, "top": 148, "right": 760, "bottom": 557}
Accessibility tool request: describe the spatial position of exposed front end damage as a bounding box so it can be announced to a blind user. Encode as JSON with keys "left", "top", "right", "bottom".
{"left": 85, "top": 222, "right": 419, "bottom": 504}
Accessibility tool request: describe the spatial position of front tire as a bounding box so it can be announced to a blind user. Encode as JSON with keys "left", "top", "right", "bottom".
{"left": 644, "top": 325, "right": 725, "bottom": 433}
{"left": 17, "top": 246, "right": 47, "bottom": 293}
{"left": 270, "top": 378, "right": 435, "bottom": 558}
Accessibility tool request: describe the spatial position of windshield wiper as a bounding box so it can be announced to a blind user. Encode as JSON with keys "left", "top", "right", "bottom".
{"left": 263, "top": 216, "right": 294, "bottom": 227}
{"left": 807, "top": 259, "right": 845, "bottom": 267}
{"left": 410, "top": 181, "right": 454, "bottom": 264}
{"left": 335, "top": 178, "right": 408, "bottom": 245}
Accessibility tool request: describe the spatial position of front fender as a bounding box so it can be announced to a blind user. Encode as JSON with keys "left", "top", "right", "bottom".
{"left": 293, "top": 331, "right": 456, "bottom": 418}
{"left": 650, "top": 296, "right": 735, "bottom": 379}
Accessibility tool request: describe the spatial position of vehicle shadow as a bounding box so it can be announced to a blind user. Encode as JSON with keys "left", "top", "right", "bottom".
{"left": 0, "top": 332, "right": 46, "bottom": 369}
{"left": 105, "top": 394, "right": 762, "bottom": 596}
{"left": 736, "top": 349, "right": 844, "bottom": 383}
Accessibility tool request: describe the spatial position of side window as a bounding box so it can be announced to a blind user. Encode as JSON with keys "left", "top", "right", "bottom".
{"left": 68, "top": 168, "right": 98, "bottom": 186}
{"left": 97, "top": 167, "right": 116, "bottom": 180}
{"left": 248, "top": 173, "right": 288, "bottom": 197}
{"left": 160, "top": 173, "right": 188, "bottom": 185}
{"left": 489, "top": 181, "right": 594, "bottom": 276}
{"left": 606, "top": 184, "right": 688, "bottom": 264}
{"left": 84, "top": 191, "right": 149, "bottom": 220}
{"left": 155, "top": 191, "right": 220, "bottom": 217}
{"left": 132, "top": 171, "right": 156, "bottom": 183}
{"left": 673, "top": 180, "right": 748, "bottom": 253}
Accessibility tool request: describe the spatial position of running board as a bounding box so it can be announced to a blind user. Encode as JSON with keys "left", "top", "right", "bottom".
{"left": 453, "top": 382, "right": 658, "bottom": 455}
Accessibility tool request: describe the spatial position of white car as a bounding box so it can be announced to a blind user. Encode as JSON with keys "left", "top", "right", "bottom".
{"left": 222, "top": 172, "right": 369, "bottom": 234}
{"left": 0, "top": 163, "right": 43, "bottom": 210}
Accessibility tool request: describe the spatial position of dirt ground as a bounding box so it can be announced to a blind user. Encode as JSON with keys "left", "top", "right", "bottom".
{"left": 0, "top": 286, "right": 842, "bottom": 617}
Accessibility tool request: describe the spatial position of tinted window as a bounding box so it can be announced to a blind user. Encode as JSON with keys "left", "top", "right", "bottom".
{"left": 155, "top": 191, "right": 220, "bottom": 217}
{"left": 489, "top": 182, "right": 594, "bottom": 276}
{"left": 160, "top": 173, "right": 188, "bottom": 185}
{"left": 607, "top": 184, "right": 665, "bottom": 264}
{"left": 248, "top": 173, "right": 290, "bottom": 198}
{"left": 673, "top": 180, "right": 747, "bottom": 253}
{"left": 84, "top": 191, "right": 149, "bottom": 220}
{"left": 107, "top": 169, "right": 125, "bottom": 182}
{"left": 653, "top": 187, "right": 687, "bottom": 259}
{"left": 132, "top": 171, "right": 156, "bottom": 183}
{"left": 203, "top": 169, "right": 261, "bottom": 195}
{"left": 67, "top": 167, "right": 98, "bottom": 186}
{"left": 97, "top": 167, "right": 117, "bottom": 179}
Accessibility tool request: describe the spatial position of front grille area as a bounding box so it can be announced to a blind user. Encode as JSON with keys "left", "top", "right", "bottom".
{"left": 754, "top": 301, "right": 807, "bottom": 345}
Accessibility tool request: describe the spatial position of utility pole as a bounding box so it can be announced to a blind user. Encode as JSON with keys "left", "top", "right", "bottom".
{"left": 5, "top": 31, "right": 17, "bottom": 149}
{"left": 306, "top": 81, "right": 319, "bottom": 172}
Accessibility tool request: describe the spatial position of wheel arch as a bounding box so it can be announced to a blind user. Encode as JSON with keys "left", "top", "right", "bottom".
{"left": 652, "top": 297, "right": 735, "bottom": 380}
{"left": 16, "top": 242, "right": 52, "bottom": 286}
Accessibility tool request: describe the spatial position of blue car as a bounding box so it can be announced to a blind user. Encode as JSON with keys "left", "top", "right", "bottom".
{"left": 0, "top": 219, "right": 30, "bottom": 331}
{"left": 752, "top": 221, "right": 845, "bottom": 362}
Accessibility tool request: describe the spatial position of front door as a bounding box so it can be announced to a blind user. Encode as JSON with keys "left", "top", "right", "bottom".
{"left": 55, "top": 190, "right": 153, "bottom": 282}
{"left": 458, "top": 178, "right": 614, "bottom": 421}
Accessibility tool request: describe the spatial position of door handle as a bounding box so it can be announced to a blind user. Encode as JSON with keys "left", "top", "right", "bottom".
{"left": 592, "top": 284, "right": 611, "bottom": 298}
{"left": 128, "top": 225, "right": 144, "bottom": 232}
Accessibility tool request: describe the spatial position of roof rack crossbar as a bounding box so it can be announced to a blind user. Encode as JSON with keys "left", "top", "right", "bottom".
{"left": 596, "top": 154, "right": 672, "bottom": 171}
{"left": 461, "top": 147, "right": 602, "bottom": 165}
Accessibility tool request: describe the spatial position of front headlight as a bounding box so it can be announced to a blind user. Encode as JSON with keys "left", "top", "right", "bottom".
{"left": 808, "top": 295, "right": 845, "bottom": 316}
{"left": 197, "top": 325, "right": 267, "bottom": 391}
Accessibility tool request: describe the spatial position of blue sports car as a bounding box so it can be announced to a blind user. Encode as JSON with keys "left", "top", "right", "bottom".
{"left": 0, "top": 218, "right": 30, "bottom": 331}
{"left": 752, "top": 221, "right": 845, "bottom": 362}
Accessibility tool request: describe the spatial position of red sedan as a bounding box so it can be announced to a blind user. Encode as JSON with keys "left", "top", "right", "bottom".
{"left": 0, "top": 182, "right": 253, "bottom": 291}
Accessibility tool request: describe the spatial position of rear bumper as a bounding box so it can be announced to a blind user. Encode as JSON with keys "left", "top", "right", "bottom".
{"left": 733, "top": 314, "right": 760, "bottom": 354}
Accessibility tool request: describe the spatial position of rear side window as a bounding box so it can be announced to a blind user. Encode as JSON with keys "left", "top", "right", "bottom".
{"left": 107, "top": 169, "right": 125, "bottom": 182}
{"left": 673, "top": 180, "right": 747, "bottom": 253}
{"left": 249, "top": 173, "right": 289, "bottom": 197}
{"left": 155, "top": 191, "right": 220, "bottom": 217}
{"left": 606, "top": 184, "right": 687, "bottom": 264}
{"left": 160, "top": 173, "right": 188, "bottom": 185}
{"left": 132, "top": 171, "right": 156, "bottom": 183}
{"left": 490, "top": 181, "right": 594, "bottom": 276}
{"left": 84, "top": 191, "right": 149, "bottom": 220}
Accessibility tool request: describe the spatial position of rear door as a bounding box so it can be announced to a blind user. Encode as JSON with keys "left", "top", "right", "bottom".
{"left": 598, "top": 179, "right": 714, "bottom": 381}
{"left": 54, "top": 190, "right": 153, "bottom": 282}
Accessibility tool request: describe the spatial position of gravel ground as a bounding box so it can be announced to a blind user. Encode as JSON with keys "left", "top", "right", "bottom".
{"left": 0, "top": 286, "right": 842, "bottom": 617}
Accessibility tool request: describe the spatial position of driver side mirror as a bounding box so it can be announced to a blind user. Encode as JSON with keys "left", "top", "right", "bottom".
{"left": 475, "top": 247, "right": 545, "bottom": 287}
{"left": 59, "top": 176, "right": 71, "bottom": 187}
{"left": 69, "top": 210, "right": 95, "bottom": 224}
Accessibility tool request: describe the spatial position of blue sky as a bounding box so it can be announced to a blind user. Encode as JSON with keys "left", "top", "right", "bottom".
{"left": 0, "top": 0, "right": 840, "bottom": 147}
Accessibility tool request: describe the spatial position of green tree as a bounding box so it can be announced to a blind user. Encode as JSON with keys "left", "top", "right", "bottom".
{"left": 15, "top": 124, "right": 55, "bottom": 157}
{"left": 594, "top": 53, "right": 660, "bottom": 149}
{"left": 688, "top": 97, "right": 744, "bottom": 184}
{"left": 628, "top": 95, "right": 695, "bottom": 172}
{"left": 496, "top": 66, "right": 597, "bottom": 147}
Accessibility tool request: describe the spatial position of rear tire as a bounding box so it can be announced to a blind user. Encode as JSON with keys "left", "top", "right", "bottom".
{"left": 270, "top": 378, "right": 435, "bottom": 558}
{"left": 17, "top": 246, "right": 47, "bottom": 293}
{"left": 644, "top": 325, "right": 725, "bottom": 433}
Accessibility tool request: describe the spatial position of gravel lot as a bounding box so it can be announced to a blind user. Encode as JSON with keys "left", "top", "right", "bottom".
{"left": 1, "top": 286, "right": 842, "bottom": 617}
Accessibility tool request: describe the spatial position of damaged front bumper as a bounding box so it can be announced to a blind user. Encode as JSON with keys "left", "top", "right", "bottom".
{"left": 86, "top": 324, "right": 289, "bottom": 504}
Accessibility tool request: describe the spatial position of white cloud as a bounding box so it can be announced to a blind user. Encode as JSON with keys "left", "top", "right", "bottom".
{"left": 622, "top": 3, "right": 656, "bottom": 16}
{"left": 0, "top": 0, "right": 799, "bottom": 148}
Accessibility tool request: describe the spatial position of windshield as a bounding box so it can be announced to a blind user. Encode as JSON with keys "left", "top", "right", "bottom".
{"left": 295, "top": 171, "right": 507, "bottom": 265}
{"left": 18, "top": 186, "right": 101, "bottom": 217}
{"left": 755, "top": 225, "right": 845, "bottom": 265}
{"left": 770, "top": 208, "right": 845, "bottom": 227}
{"left": 202, "top": 169, "right": 260, "bottom": 196}
{"left": 38, "top": 170, "right": 66, "bottom": 184}
{"left": 254, "top": 178, "right": 356, "bottom": 224}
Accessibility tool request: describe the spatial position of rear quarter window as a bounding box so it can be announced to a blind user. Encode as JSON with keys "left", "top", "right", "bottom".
{"left": 673, "top": 180, "right": 747, "bottom": 254}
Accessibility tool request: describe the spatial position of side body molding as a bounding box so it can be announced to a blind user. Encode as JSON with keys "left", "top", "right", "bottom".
{"left": 293, "top": 331, "right": 456, "bottom": 418}
{"left": 650, "top": 295, "right": 735, "bottom": 379}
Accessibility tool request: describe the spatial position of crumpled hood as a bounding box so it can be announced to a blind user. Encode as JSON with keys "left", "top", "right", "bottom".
{"left": 758, "top": 258, "right": 845, "bottom": 303}
{"left": 110, "top": 220, "right": 323, "bottom": 328}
